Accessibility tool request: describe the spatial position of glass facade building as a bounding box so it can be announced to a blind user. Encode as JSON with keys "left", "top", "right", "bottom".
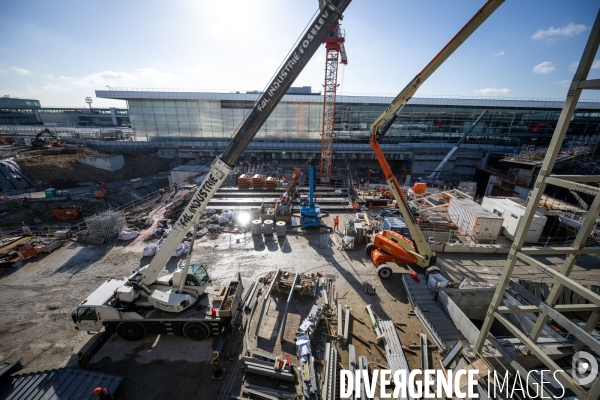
{"left": 97, "top": 89, "right": 600, "bottom": 146}
{"left": 0, "top": 96, "right": 41, "bottom": 125}
{"left": 0, "top": 96, "right": 129, "bottom": 127}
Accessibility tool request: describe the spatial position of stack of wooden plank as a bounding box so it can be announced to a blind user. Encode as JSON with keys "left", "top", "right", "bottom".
{"left": 265, "top": 177, "right": 278, "bottom": 189}
{"left": 252, "top": 174, "right": 266, "bottom": 189}
{"left": 268, "top": 271, "right": 318, "bottom": 296}
{"left": 238, "top": 174, "right": 251, "bottom": 188}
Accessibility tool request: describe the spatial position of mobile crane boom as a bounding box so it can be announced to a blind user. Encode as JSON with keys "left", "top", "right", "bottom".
{"left": 368, "top": 0, "right": 503, "bottom": 270}
{"left": 140, "top": 0, "right": 352, "bottom": 287}
{"left": 427, "top": 109, "right": 488, "bottom": 180}
{"left": 72, "top": 1, "right": 355, "bottom": 352}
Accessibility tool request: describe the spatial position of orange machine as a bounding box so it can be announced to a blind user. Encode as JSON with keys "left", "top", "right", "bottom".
{"left": 52, "top": 205, "right": 84, "bottom": 220}
{"left": 366, "top": 231, "right": 417, "bottom": 268}
{"left": 364, "top": 0, "right": 502, "bottom": 279}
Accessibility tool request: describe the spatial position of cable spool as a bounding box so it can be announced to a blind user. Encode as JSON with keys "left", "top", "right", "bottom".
{"left": 251, "top": 220, "right": 262, "bottom": 236}
{"left": 275, "top": 221, "right": 287, "bottom": 236}
{"left": 263, "top": 219, "right": 274, "bottom": 235}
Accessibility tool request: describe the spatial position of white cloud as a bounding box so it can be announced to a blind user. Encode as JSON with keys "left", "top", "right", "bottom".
{"left": 25, "top": 84, "right": 41, "bottom": 94}
{"left": 42, "top": 82, "right": 70, "bottom": 92}
{"left": 533, "top": 61, "right": 556, "bottom": 74}
{"left": 569, "top": 60, "right": 600, "bottom": 71}
{"left": 474, "top": 88, "right": 510, "bottom": 96}
{"left": 571, "top": 61, "right": 579, "bottom": 71}
{"left": 559, "top": 80, "right": 571, "bottom": 87}
{"left": 71, "top": 68, "right": 175, "bottom": 88}
{"left": 12, "top": 67, "right": 31, "bottom": 75}
{"left": 532, "top": 23, "right": 588, "bottom": 40}
{"left": 47, "top": 74, "right": 54, "bottom": 79}
{"left": 494, "top": 51, "right": 505, "bottom": 56}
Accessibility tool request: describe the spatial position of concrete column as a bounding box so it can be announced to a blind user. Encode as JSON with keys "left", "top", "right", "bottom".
{"left": 110, "top": 107, "right": 118, "bottom": 126}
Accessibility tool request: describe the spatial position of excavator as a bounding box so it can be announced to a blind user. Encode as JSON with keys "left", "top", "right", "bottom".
{"left": 72, "top": 0, "right": 352, "bottom": 366}
{"left": 31, "top": 128, "right": 60, "bottom": 148}
{"left": 365, "top": 0, "right": 503, "bottom": 279}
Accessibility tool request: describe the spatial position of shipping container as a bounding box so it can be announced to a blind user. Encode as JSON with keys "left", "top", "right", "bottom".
{"left": 481, "top": 197, "right": 547, "bottom": 242}
{"left": 447, "top": 198, "right": 503, "bottom": 241}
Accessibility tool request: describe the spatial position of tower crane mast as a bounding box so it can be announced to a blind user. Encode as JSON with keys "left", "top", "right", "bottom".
{"left": 319, "top": 21, "right": 347, "bottom": 183}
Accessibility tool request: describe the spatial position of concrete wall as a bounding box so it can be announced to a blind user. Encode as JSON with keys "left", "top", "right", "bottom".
{"left": 421, "top": 230, "right": 511, "bottom": 253}
{"left": 437, "top": 290, "right": 484, "bottom": 346}
{"left": 77, "top": 154, "right": 125, "bottom": 172}
{"left": 442, "top": 288, "right": 495, "bottom": 321}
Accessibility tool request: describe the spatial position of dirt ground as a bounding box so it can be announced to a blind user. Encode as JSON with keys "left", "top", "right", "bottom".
{"left": 15, "top": 147, "right": 174, "bottom": 185}
{"left": 1, "top": 212, "right": 599, "bottom": 399}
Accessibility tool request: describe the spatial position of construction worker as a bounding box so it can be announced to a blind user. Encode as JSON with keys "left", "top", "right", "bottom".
{"left": 173, "top": 182, "right": 178, "bottom": 193}
{"left": 93, "top": 387, "right": 113, "bottom": 400}
{"left": 158, "top": 188, "right": 164, "bottom": 199}
{"left": 333, "top": 215, "right": 340, "bottom": 231}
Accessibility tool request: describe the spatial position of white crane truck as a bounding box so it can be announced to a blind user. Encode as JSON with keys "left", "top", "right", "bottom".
{"left": 72, "top": 0, "right": 353, "bottom": 359}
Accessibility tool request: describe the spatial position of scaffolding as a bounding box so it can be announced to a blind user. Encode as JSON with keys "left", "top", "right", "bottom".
{"left": 475, "top": 11, "right": 600, "bottom": 399}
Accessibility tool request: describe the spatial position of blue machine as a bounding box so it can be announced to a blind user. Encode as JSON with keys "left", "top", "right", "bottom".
{"left": 300, "top": 159, "right": 321, "bottom": 228}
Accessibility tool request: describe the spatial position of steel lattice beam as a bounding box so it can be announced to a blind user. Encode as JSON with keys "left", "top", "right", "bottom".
{"left": 474, "top": 10, "right": 600, "bottom": 400}
{"left": 320, "top": 48, "right": 340, "bottom": 183}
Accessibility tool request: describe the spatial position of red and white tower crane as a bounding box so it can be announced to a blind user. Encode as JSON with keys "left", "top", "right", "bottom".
{"left": 319, "top": 22, "right": 347, "bottom": 183}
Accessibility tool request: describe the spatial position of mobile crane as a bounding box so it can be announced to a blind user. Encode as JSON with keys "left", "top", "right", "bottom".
{"left": 365, "top": 0, "right": 503, "bottom": 279}
{"left": 427, "top": 109, "right": 488, "bottom": 182}
{"left": 72, "top": 0, "right": 352, "bottom": 351}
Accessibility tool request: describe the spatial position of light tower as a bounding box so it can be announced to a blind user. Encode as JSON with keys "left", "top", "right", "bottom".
{"left": 85, "top": 97, "right": 93, "bottom": 110}
{"left": 319, "top": 22, "right": 347, "bottom": 184}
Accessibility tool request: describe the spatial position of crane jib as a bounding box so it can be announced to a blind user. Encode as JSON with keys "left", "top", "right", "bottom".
{"left": 178, "top": 173, "right": 220, "bottom": 227}
{"left": 260, "top": 10, "right": 330, "bottom": 111}
{"left": 220, "top": 2, "right": 347, "bottom": 166}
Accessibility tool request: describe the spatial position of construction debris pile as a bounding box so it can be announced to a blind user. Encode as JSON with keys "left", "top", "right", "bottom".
{"left": 262, "top": 271, "right": 319, "bottom": 297}
{"left": 0, "top": 234, "right": 63, "bottom": 271}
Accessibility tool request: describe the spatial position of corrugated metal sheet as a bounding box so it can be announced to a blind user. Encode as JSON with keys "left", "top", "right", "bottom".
{"left": 0, "top": 368, "right": 122, "bottom": 400}
{"left": 447, "top": 198, "right": 503, "bottom": 240}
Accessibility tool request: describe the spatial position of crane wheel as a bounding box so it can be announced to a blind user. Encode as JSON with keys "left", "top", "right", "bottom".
{"left": 377, "top": 264, "right": 393, "bottom": 279}
{"left": 365, "top": 243, "right": 376, "bottom": 259}
{"left": 183, "top": 322, "right": 210, "bottom": 341}
{"left": 116, "top": 322, "right": 146, "bottom": 341}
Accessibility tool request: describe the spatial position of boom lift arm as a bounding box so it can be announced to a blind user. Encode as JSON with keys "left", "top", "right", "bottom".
{"left": 137, "top": 0, "right": 353, "bottom": 290}
{"left": 368, "top": 0, "right": 503, "bottom": 269}
{"left": 427, "top": 109, "right": 488, "bottom": 180}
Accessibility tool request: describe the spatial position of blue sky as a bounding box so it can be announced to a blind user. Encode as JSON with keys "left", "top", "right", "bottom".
{"left": 1, "top": 0, "right": 599, "bottom": 108}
